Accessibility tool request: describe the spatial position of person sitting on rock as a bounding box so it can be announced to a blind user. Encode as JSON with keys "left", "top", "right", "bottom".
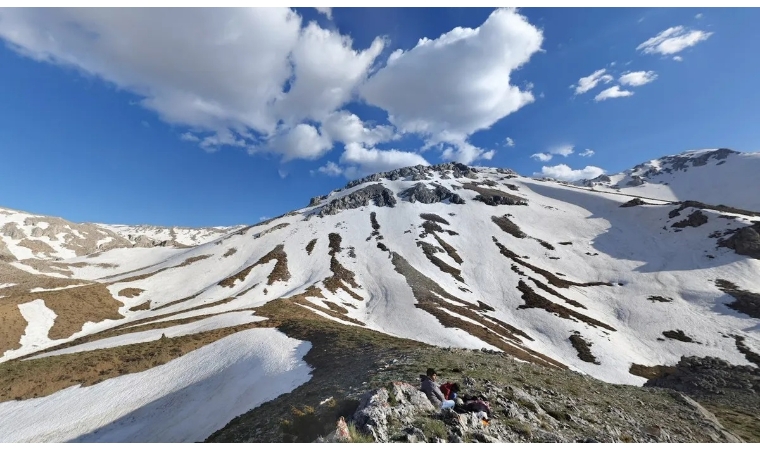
{"left": 439, "top": 382, "right": 460, "bottom": 401}
{"left": 419, "top": 368, "right": 455, "bottom": 410}
{"left": 462, "top": 394, "right": 492, "bottom": 420}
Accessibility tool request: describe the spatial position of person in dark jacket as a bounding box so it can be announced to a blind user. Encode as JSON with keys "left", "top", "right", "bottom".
{"left": 419, "top": 368, "right": 455, "bottom": 409}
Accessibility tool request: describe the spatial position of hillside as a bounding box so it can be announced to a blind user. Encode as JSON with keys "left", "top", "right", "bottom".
{"left": 0, "top": 153, "right": 758, "bottom": 442}
{"left": 573, "top": 148, "right": 760, "bottom": 212}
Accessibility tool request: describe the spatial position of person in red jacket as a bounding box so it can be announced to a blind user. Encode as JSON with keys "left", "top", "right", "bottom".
{"left": 439, "top": 382, "right": 460, "bottom": 401}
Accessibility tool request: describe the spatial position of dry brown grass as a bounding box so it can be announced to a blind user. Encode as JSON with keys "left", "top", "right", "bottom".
{"left": 432, "top": 234, "right": 462, "bottom": 264}
{"left": 129, "top": 301, "right": 151, "bottom": 312}
{"left": 516, "top": 280, "right": 615, "bottom": 331}
{"left": 115, "top": 254, "right": 212, "bottom": 284}
{"left": 118, "top": 287, "right": 145, "bottom": 298}
{"left": 0, "top": 303, "right": 26, "bottom": 354}
{"left": 223, "top": 248, "right": 237, "bottom": 258}
{"left": 0, "top": 318, "right": 267, "bottom": 402}
{"left": 417, "top": 241, "right": 464, "bottom": 282}
{"left": 569, "top": 332, "right": 600, "bottom": 364}
{"left": 324, "top": 233, "right": 362, "bottom": 300}
{"left": 492, "top": 215, "right": 527, "bottom": 239}
{"left": 493, "top": 237, "right": 613, "bottom": 289}
{"left": 305, "top": 239, "right": 317, "bottom": 255}
{"left": 18, "top": 239, "right": 56, "bottom": 255}
{"left": 219, "top": 245, "right": 290, "bottom": 288}
{"left": 284, "top": 286, "right": 364, "bottom": 326}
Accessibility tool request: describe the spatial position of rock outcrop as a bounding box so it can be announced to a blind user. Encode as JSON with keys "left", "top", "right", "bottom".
{"left": 320, "top": 184, "right": 397, "bottom": 216}
{"left": 400, "top": 183, "right": 465, "bottom": 205}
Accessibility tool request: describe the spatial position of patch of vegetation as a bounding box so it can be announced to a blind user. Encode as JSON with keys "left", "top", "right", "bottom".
{"left": 223, "top": 248, "right": 237, "bottom": 258}
{"left": 118, "top": 287, "right": 144, "bottom": 298}
{"left": 715, "top": 279, "right": 760, "bottom": 319}
{"left": 648, "top": 296, "right": 673, "bottom": 303}
{"left": 569, "top": 332, "right": 600, "bottom": 364}
{"left": 305, "top": 239, "right": 317, "bottom": 255}
{"left": 491, "top": 215, "right": 527, "bottom": 239}
{"left": 517, "top": 280, "right": 616, "bottom": 331}
{"left": 662, "top": 330, "right": 696, "bottom": 343}
{"left": 558, "top": 241, "right": 572, "bottom": 246}
{"left": 413, "top": 417, "right": 448, "bottom": 441}
{"left": 420, "top": 213, "right": 450, "bottom": 225}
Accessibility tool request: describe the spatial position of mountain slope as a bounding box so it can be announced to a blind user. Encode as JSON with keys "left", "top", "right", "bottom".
{"left": 574, "top": 149, "right": 760, "bottom": 212}
{"left": 0, "top": 156, "right": 758, "bottom": 442}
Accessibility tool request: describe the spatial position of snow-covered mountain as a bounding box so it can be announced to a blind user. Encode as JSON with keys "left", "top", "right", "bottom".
{"left": 573, "top": 148, "right": 760, "bottom": 212}
{"left": 0, "top": 152, "right": 758, "bottom": 442}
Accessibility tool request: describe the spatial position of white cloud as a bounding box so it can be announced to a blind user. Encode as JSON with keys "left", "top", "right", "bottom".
{"left": 579, "top": 149, "right": 595, "bottom": 157}
{"left": 360, "top": 8, "right": 542, "bottom": 161}
{"left": 504, "top": 137, "right": 515, "bottom": 147}
{"left": 573, "top": 68, "right": 613, "bottom": 95}
{"left": 180, "top": 132, "right": 200, "bottom": 142}
{"left": 340, "top": 143, "right": 429, "bottom": 178}
{"left": 531, "top": 153, "right": 553, "bottom": 162}
{"left": 594, "top": 86, "right": 634, "bottom": 102}
{"left": 317, "top": 161, "right": 343, "bottom": 177}
{"left": 315, "top": 7, "right": 332, "bottom": 20}
{"left": 695, "top": 13, "right": 703, "bottom": 19}
{"left": 619, "top": 70, "right": 658, "bottom": 87}
{"left": 440, "top": 142, "right": 495, "bottom": 164}
{"left": 673, "top": 56, "right": 684, "bottom": 62}
{"left": 278, "top": 169, "right": 288, "bottom": 179}
{"left": 637, "top": 26, "right": 713, "bottom": 56}
{"left": 0, "top": 8, "right": 383, "bottom": 161}
{"left": 260, "top": 124, "right": 332, "bottom": 161}
{"left": 551, "top": 145, "right": 574, "bottom": 157}
{"left": 535, "top": 164, "right": 605, "bottom": 181}
{"left": 320, "top": 110, "right": 396, "bottom": 147}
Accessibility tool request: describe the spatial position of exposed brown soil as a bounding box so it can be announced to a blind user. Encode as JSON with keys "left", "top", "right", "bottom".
{"left": 432, "top": 234, "right": 462, "bottom": 264}
{"left": 223, "top": 248, "right": 237, "bottom": 258}
{"left": 129, "top": 301, "right": 151, "bottom": 312}
{"left": 419, "top": 213, "right": 450, "bottom": 225}
{"left": 118, "top": 288, "right": 144, "bottom": 298}
{"left": 493, "top": 237, "right": 613, "bottom": 290}
{"left": 537, "top": 240, "right": 555, "bottom": 251}
{"left": 733, "top": 336, "right": 760, "bottom": 367}
{"left": 492, "top": 215, "right": 527, "bottom": 239}
{"left": 516, "top": 280, "right": 616, "bottom": 331}
{"left": 306, "top": 239, "right": 317, "bottom": 255}
{"left": 716, "top": 279, "right": 760, "bottom": 319}
{"left": 462, "top": 183, "right": 528, "bottom": 206}
{"left": 0, "top": 303, "right": 26, "bottom": 354}
{"left": 417, "top": 241, "right": 464, "bottom": 283}
{"left": 629, "top": 363, "right": 677, "bottom": 380}
{"left": 388, "top": 251, "right": 565, "bottom": 369}
{"left": 528, "top": 277, "right": 586, "bottom": 309}
{"left": 116, "top": 254, "right": 212, "bottom": 284}
{"left": 152, "top": 291, "right": 203, "bottom": 312}
{"left": 0, "top": 317, "right": 267, "bottom": 403}
{"left": 18, "top": 239, "right": 56, "bottom": 255}
{"left": 569, "top": 332, "right": 600, "bottom": 364}
{"left": 324, "top": 233, "right": 362, "bottom": 301}
{"left": 662, "top": 330, "right": 696, "bottom": 343}
{"left": 219, "top": 245, "right": 290, "bottom": 288}
{"left": 285, "top": 286, "right": 364, "bottom": 326}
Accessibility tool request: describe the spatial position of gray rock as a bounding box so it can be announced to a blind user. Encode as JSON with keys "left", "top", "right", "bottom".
{"left": 718, "top": 223, "right": 760, "bottom": 259}
{"left": 320, "top": 184, "right": 397, "bottom": 216}
{"left": 400, "top": 183, "right": 465, "bottom": 205}
{"left": 308, "top": 195, "right": 327, "bottom": 207}
{"left": 352, "top": 382, "right": 434, "bottom": 443}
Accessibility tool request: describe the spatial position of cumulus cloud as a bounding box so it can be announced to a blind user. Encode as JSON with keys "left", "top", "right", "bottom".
{"left": 579, "top": 149, "right": 595, "bottom": 157}
{"left": 0, "top": 7, "right": 545, "bottom": 170}
{"left": 340, "top": 143, "right": 429, "bottom": 178}
{"left": 320, "top": 110, "right": 396, "bottom": 147}
{"left": 535, "top": 164, "right": 605, "bottom": 181}
{"left": 361, "top": 8, "right": 543, "bottom": 163}
{"left": 317, "top": 161, "right": 343, "bottom": 177}
{"left": 531, "top": 153, "right": 553, "bottom": 162}
{"left": 573, "top": 68, "right": 613, "bottom": 95}
{"left": 315, "top": 7, "right": 332, "bottom": 20}
{"left": 637, "top": 26, "right": 713, "bottom": 56}
{"left": 0, "top": 8, "right": 382, "bottom": 160}
{"left": 551, "top": 145, "right": 574, "bottom": 157}
{"left": 673, "top": 56, "right": 684, "bottom": 62}
{"left": 619, "top": 70, "right": 658, "bottom": 87}
{"left": 505, "top": 137, "right": 515, "bottom": 147}
{"left": 261, "top": 124, "right": 332, "bottom": 161}
{"left": 594, "top": 86, "right": 634, "bottom": 102}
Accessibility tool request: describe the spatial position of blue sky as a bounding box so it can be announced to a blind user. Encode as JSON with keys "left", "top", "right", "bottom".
{"left": 0, "top": 7, "right": 758, "bottom": 227}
